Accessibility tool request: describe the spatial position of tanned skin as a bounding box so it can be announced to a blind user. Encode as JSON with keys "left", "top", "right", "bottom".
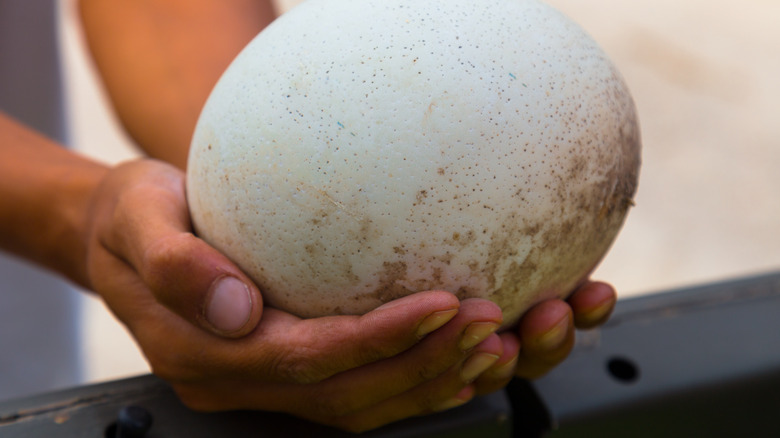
{"left": 0, "top": 1, "right": 616, "bottom": 432}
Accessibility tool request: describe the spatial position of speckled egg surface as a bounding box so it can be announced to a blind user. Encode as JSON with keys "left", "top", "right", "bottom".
{"left": 186, "top": 0, "right": 641, "bottom": 327}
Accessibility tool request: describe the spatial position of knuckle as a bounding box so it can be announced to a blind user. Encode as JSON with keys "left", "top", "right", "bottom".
{"left": 140, "top": 234, "right": 200, "bottom": 296}
{"left": 414, "top": 360, "right": 447, "bottom": 383}
{"left": 269, "top": 327, "right": 353, "bottom": 384}
{"left": 353, "top": 336, "right": 401, "bottom": 365}
{"left": 398, "top": 355, "right": 453, "bottom": 388}
{"left": 268, "top": 349, "right": 329, "bottom": 385}
{"left": 353, "top": 316, "right": 412, "bottom": 359}
{"left": 413, "top": 389, "right": 447, "bottom": 413}
{"left": 110, "top": 183, "right": 142, "bottom": 216}
{"left": 141, "top": 234, "right": 189, "bottom": 274}
{"left": 110, "top": 183, "right": 163, "bottom": 229}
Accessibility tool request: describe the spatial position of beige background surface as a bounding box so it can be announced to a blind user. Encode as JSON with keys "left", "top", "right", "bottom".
{"left": 57, "top": 0, "right": 780, "bottom": 384}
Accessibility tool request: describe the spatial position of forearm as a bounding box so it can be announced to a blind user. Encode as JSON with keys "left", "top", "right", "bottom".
{"left": 78, "top": 0, "right": 276, "bottom": 169}
{"left": 0, "top": 112, "right": 108, "bottom": 287}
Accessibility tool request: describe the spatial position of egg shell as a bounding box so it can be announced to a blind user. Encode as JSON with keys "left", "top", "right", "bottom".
{"left": 186, "top": 0, "right": 641, "bottom": 327}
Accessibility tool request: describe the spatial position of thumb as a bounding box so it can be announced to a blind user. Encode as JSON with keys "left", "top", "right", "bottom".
{"left": 140, "top": 232, "right": 264, "bottom": 338}
{"left": 94, "top": 160, "right": 263, "bottom": 338}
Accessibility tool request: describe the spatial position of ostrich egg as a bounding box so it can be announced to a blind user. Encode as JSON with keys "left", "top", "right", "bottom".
{"left": 186, "top": 0, "right": 641, "bottom": 327}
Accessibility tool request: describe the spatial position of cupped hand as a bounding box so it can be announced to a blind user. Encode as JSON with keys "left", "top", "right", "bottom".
{"left": 472, "top": 280, "right": 617, "bottom": 396}
{"left": 82, "top": 159, "right": 510, "bottom": 432}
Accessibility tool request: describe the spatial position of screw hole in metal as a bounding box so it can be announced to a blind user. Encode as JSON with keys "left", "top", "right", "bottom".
{"left": 607, "top": 356, "right": 640, "bottom": 384}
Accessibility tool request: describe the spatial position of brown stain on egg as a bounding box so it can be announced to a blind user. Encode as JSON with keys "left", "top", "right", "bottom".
{"left": 414, "top": 189, "right": 429, "bottom": 206}
{"left": 372, "top": 261, "right": 415, "bottom": 302}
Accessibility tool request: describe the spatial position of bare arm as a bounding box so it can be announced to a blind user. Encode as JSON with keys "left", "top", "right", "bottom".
{"left": 78, "top": 0, "right": 276, "bottom": 168}
{"left": 0, "top": 112, "right": 107, "bottom": 287}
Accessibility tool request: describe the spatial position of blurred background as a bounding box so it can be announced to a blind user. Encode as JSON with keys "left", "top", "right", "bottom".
{"left": 57, "top": 0, "right": 780, "bottom": 384}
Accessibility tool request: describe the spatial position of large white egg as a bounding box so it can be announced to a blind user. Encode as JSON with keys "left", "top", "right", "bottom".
{"left": 186, "top": 0, "right": 641, "bottom": 327}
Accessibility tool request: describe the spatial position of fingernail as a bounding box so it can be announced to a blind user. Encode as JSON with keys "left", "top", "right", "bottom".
{"left": 461, "top": 352, "right": 500, "bottom": 382}
{"left": 536, "top": 316, "right": 570, "bottom": 350}
{"left": 433, "top": 386, "right": 473, "bottom": 412}
{"left": 578, "top": 301, "right": 614, "bottom": 327}
{"left": 206, "top": 276, "right": 252, "bottom": 333}
{"left": 416, "top": 309, "right": 458, "bottom": 338}
{"left": 490, "top": 355, "right": 519, "bottom": 381}
{"left": 459, "top": 322, "right": 499, "bottom": 351}
{"left": 433, "top": 395, "right": 469, "bottom": 412}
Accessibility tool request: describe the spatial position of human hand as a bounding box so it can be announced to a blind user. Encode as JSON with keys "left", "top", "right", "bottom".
{"left": 471, "top": 280, "right": 617, "bottom": 395}
{"left": 512, "top": 281, "right": 616, "bottom": 379}
{"left": 82, "top": 159, "right": 512, "bottom": 432}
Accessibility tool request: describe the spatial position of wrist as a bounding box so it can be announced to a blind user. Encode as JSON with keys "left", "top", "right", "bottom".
{"left": 0, "top": 112, "right": 109, "bottom": 287}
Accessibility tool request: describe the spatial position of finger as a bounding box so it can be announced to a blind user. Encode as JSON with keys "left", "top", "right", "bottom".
{"left": 139, "top": 232, "right": 263, "bottom": 337}
{"left": 260, "top": 291, "right": 465, "bottom": 385}
{"left": 472, "top": 331, "right": 521, "bottom": 395}
{"left": 189, "top": 299, "right": 502, "bottom": 415}
{"left": 295, "top": 298, "right": 504, "bottom": 411}
{"left": 514, "top": 299, "right": 575, "bottom": 380}
{"left": 86, "top": 242, "right": 237, "bottom": 376}
{"left": 325, "top": 334, "right": 505, "bottom": 433}
{"left": 85, "top": 242, "right": 211, "bottom": 385}
{"left": 196, "top": 303, "right": 504, "bottom": 433}
{"left": 126, "top": 291, "right": 463, "bottom": 397}
{"left": 96, "top": 161, "right": 263, "bottom": 337}
{"left": 568, "top": 280, "right": 617, "bottom": 329}
{"left": 87, "top": 239, "right": 160, "bottom": 328}
{"left": 168, "top": 291, "right": 463, "bottom": 388}
{"left": 173, "top": 333, "right": 500, "bottom": 434}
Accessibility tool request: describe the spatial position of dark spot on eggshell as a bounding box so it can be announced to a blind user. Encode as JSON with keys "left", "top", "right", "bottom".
{"left": 414, "top": 190, "right": 428, "bottom": 205}
{"left": 371, "top": 261, "right": 414, "bottom": 302}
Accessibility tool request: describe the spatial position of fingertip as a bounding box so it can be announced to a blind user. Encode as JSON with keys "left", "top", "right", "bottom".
{"left": 203, "top": 275, "right": 263, "bottom": 338}
{"left": 458, "top": 297, "right": 504, "bottom": 325}
{"left": 518, "top": 299, "right": 572, "bottom": 341}
{"left": 142, "top": 232, "right": 265, "bottom": 338}
{"left": 416, "top": 308, "right": 459, "bottom": 338}
{"left": 433, "top": 385, "right": 474, "bottom": 412}
{"left": 514, "top": 300, "right": 575, "bottom": 379}
{"left": 533, "top": 310, "right": 573, "bottom": 352}
{"left": 371, "top": 290, "right": 461, "bottom": 338}
{"left": 467, "top": 333, "right": 518, "bottom": 395}
{"left": 458, "top": 321, "right": 500, "bottom": 351}
{"left": 568, "top": 281, "right": 617, "bottom": 329}
{"left": 498, "top": 332, "right": 521, "bottom": 361}
{"left": 461, "top": 351, "right": 501, "bottom": 383}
